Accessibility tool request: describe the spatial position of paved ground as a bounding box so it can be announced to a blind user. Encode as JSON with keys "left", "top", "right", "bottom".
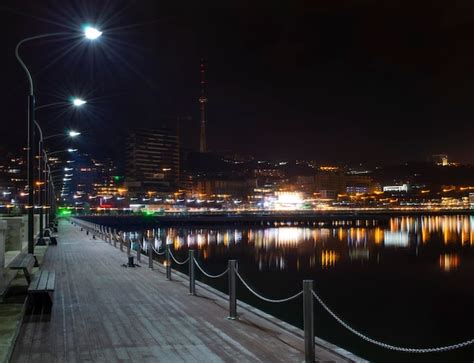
{"left": 11, "top": 220, "right": 350, "bottom": 362}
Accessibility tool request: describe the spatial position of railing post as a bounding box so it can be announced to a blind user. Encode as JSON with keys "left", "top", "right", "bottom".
{"left": 166, "top": 244, "right": 171, "bottom": 280}
{"left": 228, "top": 260, "right": 237, "bottom": 320}
{"left": 303, "top": 280, "right": 315, "bottom": 363}
{"left": 148, "top": 240, "right": 153, "bottom": 269}
{"left": 113, "top": 229, "right": 117, "bottom": 248}
{"left": 136, "top": 236, "right": 141, "bottom": 263}
{"left": 189, "top": 250, "right": 195, "bottom": 295}
{"left": 119, "top": 233, "right": 123, "bottom": 252}
{"left": 126, "top": 236, "right": 131, "bottom": 256}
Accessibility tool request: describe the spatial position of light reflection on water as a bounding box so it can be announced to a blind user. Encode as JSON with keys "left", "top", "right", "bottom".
{"left": 121, "top": 214, "right": 474, "bottom": 362}
{"left": 125, "top": 215, "right": 474, "bottom": 273}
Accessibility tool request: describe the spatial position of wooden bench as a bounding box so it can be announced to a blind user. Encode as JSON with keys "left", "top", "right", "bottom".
{"left": 28, "top": 270, "right": 55, "bottom": 312}
{"left": 9, "top": 253, "right": 35, "bottom": 284}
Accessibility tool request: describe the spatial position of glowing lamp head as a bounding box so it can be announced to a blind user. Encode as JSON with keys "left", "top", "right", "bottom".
{"left": 67, "top": 148, "right": 77, "bottom": 153}
{"left": 68, "top": 131, "right": 81, "bottom": 137}
{"left": 84, "top": 26, "right": 102, "bottom": 40}
{"left": 72, "top": 98, "right": 86, "bottom": 107}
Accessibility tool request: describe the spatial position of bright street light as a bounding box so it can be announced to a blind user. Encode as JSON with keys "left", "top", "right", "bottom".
{"left": 69, "top": 131, "right": 81, "bottom": 137}
{"left": 73, "top": 98, "right": 87, "bottom": 106}
{"left": 67, "top": 148, "right": 78, "bottom": 153}
{"left": 84, "top": 26, "right": 102, "bottom": 40}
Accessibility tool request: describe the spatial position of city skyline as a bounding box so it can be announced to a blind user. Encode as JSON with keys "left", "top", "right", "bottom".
{"left": 2, "top": 1, "right": 474, "bottom": 163}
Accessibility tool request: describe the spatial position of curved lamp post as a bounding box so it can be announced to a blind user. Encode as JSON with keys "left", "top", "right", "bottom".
{"left": 16, "top": 27, "right": 101, "bottom": 255}
{"left": 35, "top": 118, "right": 81, "bottom": 244}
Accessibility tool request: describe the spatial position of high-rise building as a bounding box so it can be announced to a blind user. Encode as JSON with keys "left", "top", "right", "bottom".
{"left": 125, "top": 128, "right": 179, "bottom": 196}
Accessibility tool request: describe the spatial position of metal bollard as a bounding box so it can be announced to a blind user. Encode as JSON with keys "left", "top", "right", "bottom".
{"left": 127, "top": 237, "right": 131, "bottom": 256}
{"left": 119, "top": 234, "right": 124, "bottom": 252}
{"left": 113, "top": 229, "right": 117, "bottom": 248}
{"left": 136, "top": 236, "right": 141, "bottom": 262}
{"left": 228, "top": 260, "right": 237, "bottom": 319}
{"left": 148, "top": 240, "right": 153, "bottom": 269}
{"left": 303, "top": 280, "right": 315, "bottom": 363}
{"left": 189, "top": 250, "right": 195, "bottom": 295}
{"left": 166, "top": 244, "right": 171, "bottom": 280}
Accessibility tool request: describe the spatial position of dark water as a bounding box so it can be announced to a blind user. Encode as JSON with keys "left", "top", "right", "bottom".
{"left": 125, "top": 215, "right": 474, "bottom": 362}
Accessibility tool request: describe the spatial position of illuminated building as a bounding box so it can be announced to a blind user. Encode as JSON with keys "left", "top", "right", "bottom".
{"left": 0, "top": 151, "right": 27, "bottom": 206}
{"left": 315, "top": 170, "right": 346, "bottom": 199}
{"left": 61, "top": 154, "right": 120, "bottom": 206}
{"left": 194, "top": 178, "right": 255, "bottom": 199}
{"left": 432, "top": 154, "right": 448, "bottom": 166}
{"left": 383, "top": 184, "right": 409, "bottom": 192}
{"left": 345, "top": 175, "right": 377, "bottom": 195}
{"left": 125, "top": 128, "right": 180, "bottom": 196}
{"left": 269, "top": 191, "right": 304, "bottom": 210}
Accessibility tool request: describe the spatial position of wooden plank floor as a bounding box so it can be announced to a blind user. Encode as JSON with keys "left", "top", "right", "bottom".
{"left": 11, "top": 221, "right": 351, "bottom": 362}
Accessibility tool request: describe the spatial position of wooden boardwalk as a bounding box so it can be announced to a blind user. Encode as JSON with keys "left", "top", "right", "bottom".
{"left": 11, "top": 221, "right": 353, "bottom": 362}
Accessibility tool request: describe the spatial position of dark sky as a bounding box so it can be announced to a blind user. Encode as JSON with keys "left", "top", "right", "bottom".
{"left": 2, "top": 0, "right": 474, "bottom": 164}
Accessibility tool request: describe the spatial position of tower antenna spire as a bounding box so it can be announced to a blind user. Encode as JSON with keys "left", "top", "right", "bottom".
{"left": 199, "top": 58, "right": 207, "bottom": 153}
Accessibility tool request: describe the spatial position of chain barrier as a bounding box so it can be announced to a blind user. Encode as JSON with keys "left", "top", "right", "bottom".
{"left": 169, "top": 249, "right": 190, "bottom": 265}
{"left": 235, "top": 270, "right": 303, "bottom": 303}
{"left": 193, "top": 258, "right": 229, "bottom": 278}
{"left": 151, "top": 244, "right": 166, "bottom": 255}
{"left": 312, "top": 289, "right": 474, "bottom": 353}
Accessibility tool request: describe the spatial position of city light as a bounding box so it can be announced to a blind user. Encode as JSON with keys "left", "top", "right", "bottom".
{"left": 67, "top": 149, "right": 78, "bottom": 153}
{"left": 69, "top": 131, "right": 81, "bottom": 137}
{"left": 84, "top": 26, "right": 102, "bottom": 40}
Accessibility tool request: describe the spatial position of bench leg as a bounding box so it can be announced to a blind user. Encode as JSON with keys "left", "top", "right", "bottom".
{"left": 27, "top": 292, "right": 54, "bottom": 315}
{"left": 23, "top": 269, "right": 31, "bottom": 284}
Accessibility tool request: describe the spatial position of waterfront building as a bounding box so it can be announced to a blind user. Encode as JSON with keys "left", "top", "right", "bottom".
{"left": 383, "top": 184, "right": 409, "bottom": 192}
{"left": 193, "top": 177, "right": 256, "bottom": 199}
{"left": 124, "top": 128, "right": 180, "bottom": 196}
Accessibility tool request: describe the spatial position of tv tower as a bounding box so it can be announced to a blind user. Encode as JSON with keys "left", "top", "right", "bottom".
{"left": 199, "top": 59, "right": 207, "bottom": 153}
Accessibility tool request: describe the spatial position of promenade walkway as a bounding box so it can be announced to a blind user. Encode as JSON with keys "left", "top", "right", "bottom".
{"left": 11, "top": 220, "right": 351, "bottom": 362}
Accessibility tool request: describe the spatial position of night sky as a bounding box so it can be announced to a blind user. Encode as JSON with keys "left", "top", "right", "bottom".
{"left": 2, "top": 0, "right": 474, "bottom": 164}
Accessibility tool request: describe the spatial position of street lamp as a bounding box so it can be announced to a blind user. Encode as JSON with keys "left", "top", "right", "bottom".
{"left": 34, "top": 118, "right": 81, "bottom": 244}
{"left": 84, "top": 26, "right": 102, "bottom": 40}
{"left": 72, "top": 98, "right": 87, "bottom": 106}
{"left": 16, "top": 28, "right": 101, "bottom": 255}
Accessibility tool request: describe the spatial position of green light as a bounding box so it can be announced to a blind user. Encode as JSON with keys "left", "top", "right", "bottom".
{"left": 57, "top": 207, "right": 72, "bottom": 217}
{"left": 142, "top": 210, "right": 155, "bottom": 217}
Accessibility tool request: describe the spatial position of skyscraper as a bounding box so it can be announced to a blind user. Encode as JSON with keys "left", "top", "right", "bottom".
{"left": 125, "top": 128, "right": 179, "bottom": 195}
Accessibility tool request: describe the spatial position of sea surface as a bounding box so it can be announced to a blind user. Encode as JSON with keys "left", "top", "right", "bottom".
{"left": 124, "top": 214, "right": 474, "bottom": 362}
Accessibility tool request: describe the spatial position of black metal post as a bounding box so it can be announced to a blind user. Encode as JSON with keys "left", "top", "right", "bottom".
{"left": 148, "top": 239, "right": 153, "bottom": 269}
{"left": 303, "top": 280, "right": 315, "bottom": 363}
{"left": 44, "top": 163, "right": 49, "bottom": 228}
{"left": 136, "top": 235, "right": 141, "bottom": 262}
{"left": 189, "top": 250, "right": 195, "bottom": 295}
{"left": 27, "top": 95, "right": 35, "bottom": 255}
{"left": 37, "top": 139, "right": 45, "bottom": 245}
{"left": 166, "top": 244, "right": 171, "bottom": 280}
{"left": 228, "top": 260, "right": 237, "bottom": 319}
